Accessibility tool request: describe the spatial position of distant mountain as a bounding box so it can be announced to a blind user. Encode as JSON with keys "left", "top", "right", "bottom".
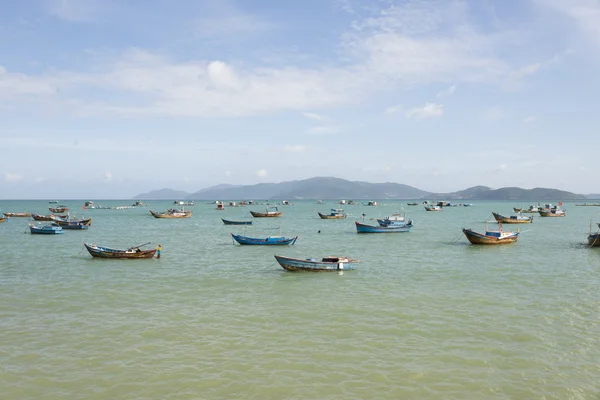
{"left": 134, "top": 188, "right": 190, "bottom": 200}
{"left": 185, "top": 177, "right": 430, "bottom": 200}
{"left": 435, "top": 186, "right": 585, "bottom": 201}
{"left": 134, "top": 178, "right": 586, "bottom": 201}
{"left": 586, "top": 194, "right": 600, "bottom": 199}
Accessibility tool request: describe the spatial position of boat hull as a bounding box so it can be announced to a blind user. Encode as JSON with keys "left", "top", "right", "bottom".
{"left": 462, "top": 228, "right": 519, "bottom": 245}
{"left": 29, "top": 224, "right": 64, "bottom": 234}
{"left": 250, "top": 211, "right": 282, "bottom": 218}
{"left": 538, "top": 210, "right": 566, "bottom": 217}
{"left": 318, "top": 212, "right": 346, "bottom": 219}
{"left": 56, "top": 217, "right": 92, "bottom": 227}
{"left": 3, "top": 212, "right": 31, "bottom": 217}
{"left": 355, "top": 221, "right": 411, "bottom": 233}
{"left": 84, "top": 243, "right": 157, "bottom": 259}
{"left": 150, "top": 210, "right": 192, "bottom": 219}
{"left": 424, "top": 206, "right": 442, "bottom": 211}
{"left": 588, "top": 233, "right": 600, "bottom": 247}
{"left": 492, "top": 212, "right": 533, "bottom": 224}
{"left": 222, "top": 219, "right": 253, "bottom": 225}
{"left": 231, "top": 233, "right": 297, "bottom": 245}
{"left": 274, "top": 255, "right": 358, "bottom": 271}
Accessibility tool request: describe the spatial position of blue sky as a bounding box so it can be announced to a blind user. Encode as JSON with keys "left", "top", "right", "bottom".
{"left": 1, "top": 0, "right": 599, "bottom": 198}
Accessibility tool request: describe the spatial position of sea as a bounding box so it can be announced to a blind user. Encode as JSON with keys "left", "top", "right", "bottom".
{"left": 0, "top": 199, "right": 598, "bottom": 400}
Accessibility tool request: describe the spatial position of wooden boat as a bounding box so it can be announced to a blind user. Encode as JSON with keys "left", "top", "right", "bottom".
{"left": 55, "top": 217, "right": 92, "bottom": 227}
{"left": 355, "top": 221, "right": 412, "bottom": 233}
{"left": 377, "top": 213, "right": 413, "bottom": 228}
{"left": 492, "top": 211, "right": 533, "bottom": 224}
{"left": 0, "top": 216, "right": 7, "bottom": 223}
{"left": 538, "top": 207, "right": 566, "bottom": 217}
{"left": 517, "top": 205, "right": 541, "bottom": 213}
{"left": 588, "top": 223, "right": 600, "bottom": 247}
{"left": 462, "top": 222, "right": 519, "bottom": 245}
{"left": 28, "top": 223, "right": 64, "bottom": 234}
{"left": 3, "top": 212, "right": 31, "bottom": 217}
{"left": 49, "top": 206, "right": 68, "bottom": 213}
{"left": 149, "top": 208, "right": 192, "bottom": 219}
{"left": 59, "top": 221, "right": 89, "bottom": 230}
{"left": 31, "top": 213, "right": 68, "bottom": 222}
{"left": 407, "top": 202, "right": 418, "bottom": 206}
{"left": 274, "top": 255, "right": 359, "bottom": 272}
{"left": 424, "top": 205, "right": 442, "bottom": 211}
{"left": 250, "top": 207, "right": 282, "bottom": 218}
{"left": 318, "top": 209, "right": 346, "bottom": 219}
{"left": 222, "top": 218, "right": 253, "bottom": 225}
{"left": 230, "top": 233, "right": 297, "bottom": 245}
{"left": 84, "top": 243, "right": 157, "bottom": 259}
{"left": 216, "top": 203, "right": 225, "bottom": 210}
{"left": 367, "top": 201, "right": 377, "bottom": 206}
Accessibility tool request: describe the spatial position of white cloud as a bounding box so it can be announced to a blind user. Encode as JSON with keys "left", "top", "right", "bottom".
{"left": 302, "top": 112, "right": 331, "bottom": 122}
{"left": 103, "top": 171, "right": 112, "bottom": 181}
{"left": 306, "top": 125, "right": 341, "bottom": 135}
{"left": 385, "top": 104, "right": 403, "bottom": 114}
{"left": 283, "top": 145, "right": 307, "bottom": 152}
{"left": 436, "top": 84, "right": 457, "bottom": 98}
{"left": 406, "top": 102, "right": 444, "bottom": 119}
{"left": 510, "top": 63, "right": 541, "bottom": 81}
{"left": 44, "top": 0, "right": 115, "bottom": 22}
{"left": 536, "top": 0, "right": 600, "bottom": 46}
{"left": 524, "top": 115, "right": 537, "bottom": 123}
{"left": 4, "top": 172, "right": 23, "bottom": 183}
{"left": 256, "top": 169, "right": 268, "bottom": 177}
{"left": 1, "top": 1, "right": 547, "bottom": 118}
{"left": 224, "top": 170, "right": 232, "bottom": 177}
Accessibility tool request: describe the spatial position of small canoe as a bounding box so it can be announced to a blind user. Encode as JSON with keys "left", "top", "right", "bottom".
{"left": 492, "top": 212, "right": 533, "bottom": 224}
{"left": 462, "top": 224, "right": 519, "bottom": 245}
{"left": 231, "top": 233, "right": 297, "bottom": 245}
{"left": 31, "top": 213, "right": 68, "bottom": 222}
{"left": 84, "top": 243, "right": 157, "bottom": 259}
{"left": 28, "top": 223, "right": 64, "bottom": 234}
{"left": 150, "top": 209, "right": 192, "bottom": 219}
{"left": 222, "top": 219, "right": 253, "bottom": 225}
{"left": 3, "top": 212, "right": 31, "bottom": 218}
{"left": 355, "top": 221, "right": 411, "bottom": 233}
{"left": 274, "top": 255, "right": 359, "bottom": 271}
{"left": 250, "top": 207, "right": 282, "bottom": 218}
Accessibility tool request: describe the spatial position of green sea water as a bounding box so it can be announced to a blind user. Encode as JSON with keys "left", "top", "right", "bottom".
{"left": 0, "top": 200, "right": 598, "bottom": 399}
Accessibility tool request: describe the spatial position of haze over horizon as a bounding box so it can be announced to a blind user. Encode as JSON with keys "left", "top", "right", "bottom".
{"left": 1, "top": 0, "right": 599, "bottom": 199}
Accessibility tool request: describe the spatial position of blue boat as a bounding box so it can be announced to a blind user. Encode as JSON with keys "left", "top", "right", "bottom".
{"left": 274, "top": 255, "right": 359, "bottom": 271}
{"left": 28, "top": 223, "right": 64, "bottom": 234}
{"left": 355, "top": 221, "right": 412, "bottom": 233}
{"left": 222, "top": 218, "right": 253, "bottom": 225}
{"left": 376, "top": 213, "right": 413, "bottom": 228}
{"left": 231, "top": 233, "right": 298, "bottom": 245}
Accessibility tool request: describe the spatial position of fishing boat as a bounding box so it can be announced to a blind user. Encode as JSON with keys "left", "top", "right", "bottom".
{"left": 3, "top": 212, "right": 31, "bottom": 218}
{"left": 59, "top": 221, "right": 89, "bottom": 230}
{"left": 149, "top": 208, "right": 192, "bottom": 219}
{"left": 28, "top": 223, "right": 64, "bottom": 234}
{"left": 31, "top": 213, "right": 68, "bottom": 222}
{"left": 377, "top": 213, "right": 413, "bottom": 228}
{"left": 49, "top": 206, "right": 68, "bottom": 213}
{"left": 538, "top": 204, "right": 566, "bottom": 217}
{"left": 462, "top": 221, "right": 519, "bottom": 245}
{"left": 0, "top": 216, "right": 7, "bottom": 223}
{"left": 49, "top": 200, "right": 59, "bottom": 204}
{"left": 367, "top": 201, "right": 377, "bottom": 206}
{"left": 355, "top": 221, "right": 412, "bottom": 233}
{"left": 588, "top": 223, "right": 600, "bottom": 247}
{"left": 174, "top": 200, "right": 195, "bottom": 206}
{"left": 407, "top": 202, "right": 418, "bottom": 206}
{"left": 318, "top": 209, "right": 346, "bottom": 219}
{"left": 424, "top": 205, "right": 442, "bottom": 211}
{"left": 492, "top": 211, "right": 533, "bottom": 224}
{"left": 216, "top": 203, "right": 225, "bottom": 210}
{"left": 516, "top": 204, "right": 541, "bottom": 213}
{"left": 230, "top": 233, "right": 297, "bottom": 245}
{"left": 55, "top": 217, "right": 92, "bottom": 227}
{"left": 84, "top": 243, "right": 157, "bottom": 259}
{"left": 250, "top": 207, "right": 282, "bottom": 218}
{"left": 222, "top": 218, "right": 253, "bottom": 225}
{"left": 274, "top": 255, "right": 360, "bottom": 271}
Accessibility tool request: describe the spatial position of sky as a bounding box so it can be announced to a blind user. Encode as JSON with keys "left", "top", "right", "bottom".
{"left": 1, "top": 0, "right": 599, "bottom": 199}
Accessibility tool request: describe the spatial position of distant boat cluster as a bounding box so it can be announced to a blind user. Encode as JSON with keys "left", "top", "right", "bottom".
{"left": 2, "top": 199, "right": 598, "bottom": 269}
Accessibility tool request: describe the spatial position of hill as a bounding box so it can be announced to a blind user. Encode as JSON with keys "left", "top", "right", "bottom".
{"left": 134, "top": 188, "right": 190, "bottom": 200}
{"left": 434, "top": 186, "right": 585, "bottom": 201}
{"left": 185, "top": 177, "right": 430, "bottom": 200}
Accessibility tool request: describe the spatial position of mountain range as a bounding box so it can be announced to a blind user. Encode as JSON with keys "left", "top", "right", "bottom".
{"left": 134, "top": 177, "right": 588, "bottom": 201}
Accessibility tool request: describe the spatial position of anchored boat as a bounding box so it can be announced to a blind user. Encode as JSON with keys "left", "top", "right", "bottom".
{"left": 274, "top": 255, "right": 359, "bottom": 271}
